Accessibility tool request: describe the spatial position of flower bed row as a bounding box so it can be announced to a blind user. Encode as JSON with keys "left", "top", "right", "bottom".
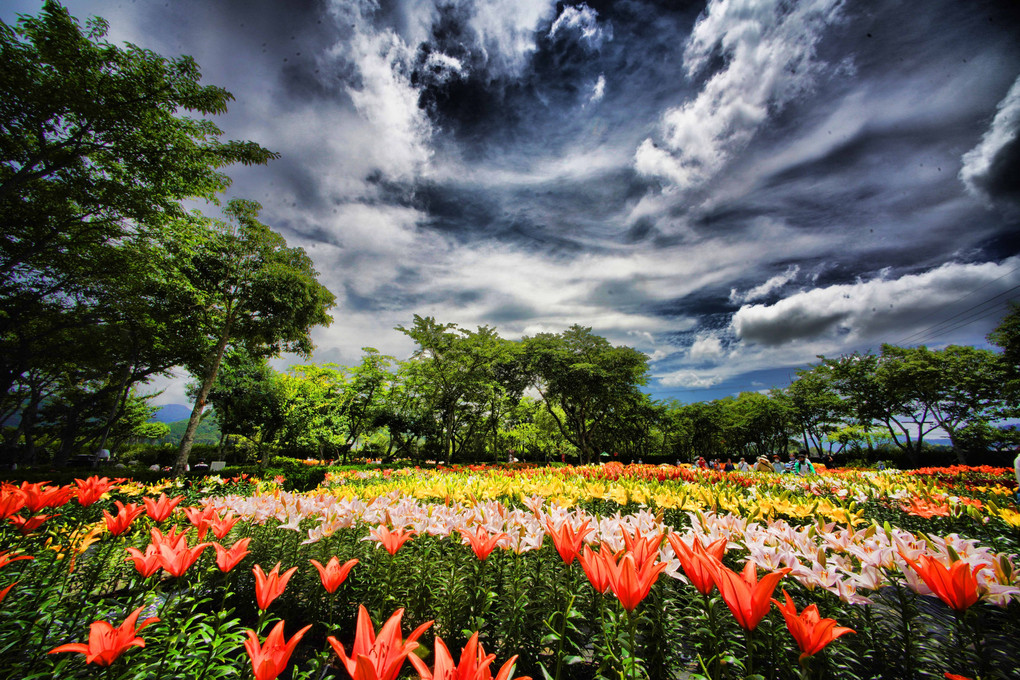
{"left": 0, "top": 465, "right": 1017, "bottom": 680}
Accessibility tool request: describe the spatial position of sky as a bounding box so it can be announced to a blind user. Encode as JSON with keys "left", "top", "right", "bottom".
{"left": 5, "top": 0, "right": 1020, "bottom": 406}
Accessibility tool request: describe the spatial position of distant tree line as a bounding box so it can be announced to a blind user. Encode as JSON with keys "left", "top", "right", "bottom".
{"left": 187, "top": 308, "right": 1020, "bottom": 469}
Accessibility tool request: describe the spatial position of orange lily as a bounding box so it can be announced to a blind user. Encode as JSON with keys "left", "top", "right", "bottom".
{"left": 900, "top": 553, "right": 985, "bottom": 612}
{"left": 253, "top": 562, "right": 298, "bottom": 610}
{"left": 621, "top": 528, "right": 663, "bottom": 571}
{"left": 150, "top": 525, "right": 189, "bottom": 550}
{"left": 20, "top": 482, "right": 72, "bottom": 513}
{"left": 0, "top": 583, "right": 16, "bottom": 605}
{"left": 244, "top": 620, "right": 312, "bottom": 680}
{"left": 604, "top": 550, "right": 668, "bottom": 613}
{"left": 578, "top": 544, "right": 613, "bottom": 594}
{"left": 410, "top": 631, "right": 530, "bottom": 680}
{"left": 74, "top": 477, "right": 114, "bottom": 507}
{"left": 544, "top": 518, "right": 594, "bottom": 565}
{"left": 368, "top": 525, "right": 416, "bottom": 556}
{"left": 183, "top": 505, "right": 218, "bottom": 540}
{"left": 9, "top": 512, "right": 55, "bottom": 535}
{"left": 210, "top": 510, "right": 241, "bottom": 539}
{"left": 702, "top": 557, "right": 790, "bottom": 631}
{"left": 48, "top": 606, "right": 159, "bottom": 666}
{"left": 214, "top": 538, "right": 252, "bottom": 573}
{"left": 667, "top": 533, "right": 727, "bottom": 596}
{"left": 155, "top": 539, "right": 212, "bottom": 578}
{"left": 328, "top": 605, "right": 433, "bottom": 680}
{"left": 0, "top": 485, "right": 26, "bottom": 519}
{"left": 102, "top": 501, "right": 145, "bottom": 536}
{"left": 143, "top": 493, "right": 184, "bottom": 522}
{"left": 459, "top": 527, "right": 508, "bottom": 562}
{"left": 125, "top": 545, "right": 162, "bottom": 578}
{"left": 0, "top": 550, "right": 33, "bottom": 570}
{"left": 309, "top": 556, "right": 358, "bottom": 593}
{"left": 773, "top": 589, "right": 854, "bottom": 659}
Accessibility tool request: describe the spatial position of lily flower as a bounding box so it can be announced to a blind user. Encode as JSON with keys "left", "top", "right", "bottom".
{"left": 409, "top": 631, "right": 530, "bottom": 680}
{"left": 183, "top": 505, "right": 218, "bottom": 540}
{"left": 544, "top": 518, "right": 594, "bottom": 565}
{"left": 0, "top": 550, "right": 33, "bottom": 570}
{"left": 309, "top": 556, "right": 358, "bottom": 593}
{"left": 701, "top": 556, "right": 791, "bottom": 631}
{"left": 328, "top": 605, "right": 433, "bottom": 680}
{"left": 210, "top": 510, "right": 241, "bottom": 539}
{"left": 244, "top": 620, "right": 312, "bottom": 680}
{"left": 103, "top": 501, "right": 145, "bottom": 536}
{"left": 0, "top": 583, "right": 16, "bottom": 605}
{"left": 667, "top": 533, "right": 726, "bottom": 596}
{"left": 578, "top": 545, "right": 613, "bottom": 594}
{"left": 125, "top": 545, "right": 162, "bottom": 578}
{"left": 143, "top": 493, "right": 184, "bottom": 522}
{"left": 74, "top": 477, "right": 114, "bottom": 507}
{"left": 604, "top": 551, "right": 668, "bottom": 613}
{"left": 773, "top": 589, "right": 854, "bottom": 659}
{"left": 621, "top": 528, "right": 664, "bottom": 571}
{"left": 0, "top": 486, "right": 26, "bottom": 520}
{"left": 48, "top": 606, "right": 159, "bottom": 666}
{"left": 214, "top": 538, "right": 252, "bottom": 573}
{"left": 9, "top": 512, "right": 55, "bottom": 535}
{"left": 21, "top": 482, "right": 73, "bottom": 513}
{"left": 459, "top": 527, "right": 508, "bottom": 562}
{"left": 150, "top": 525, "right": 189, "bottom": 550}
{"left": 900, "top": 553, "right": 985, "bottom": 611}
{"left": 253, "top": 562, "right": 298, "bottom": 610}
{"left": 367, "top": 525, "right": 416, "bottom": 556}
{"left": 156, "top": 539, "right": 212, "bottom": 578}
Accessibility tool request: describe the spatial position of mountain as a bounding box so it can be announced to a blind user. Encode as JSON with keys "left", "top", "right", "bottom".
{"left": 151, "top": 404, "right": 193, "bottom": 423}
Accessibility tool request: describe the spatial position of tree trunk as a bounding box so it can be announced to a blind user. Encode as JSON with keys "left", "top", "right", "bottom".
{"left": 174, "top": 330, "right": 231, "bottom": 476}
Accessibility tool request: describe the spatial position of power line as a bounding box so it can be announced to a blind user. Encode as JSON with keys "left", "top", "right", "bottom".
{"left": 891, "top": 263, "right": 1020, "bottom": 346}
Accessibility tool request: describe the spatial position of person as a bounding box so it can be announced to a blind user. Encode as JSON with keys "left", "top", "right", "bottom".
{"left": 193, "top": 459, "right": 209, "bottom": 472}
{"left": 723, "top": 459, "right": 735, "bottom": 472}
{"left": 696, "top": 457, "right": 708, "bottom": 469}
{"left": 822, "top": 453, "right": 836, "bottom": 469}
{"left": 772, "top": 455, "right": 785, "bottom": 473}
{"left": 737, "top": 457, "right": 749, "bottom": 472}
{"left": 754, "top": 456, "right": 772, "bottom": 472}
{"left": 795, "top": 453, "right": 816, "bottom": 475}
{"left": 785, "top": 451, "right": 797, "bottom": 473}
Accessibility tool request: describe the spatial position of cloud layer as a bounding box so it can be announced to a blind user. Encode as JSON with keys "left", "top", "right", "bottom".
{"left": 8, "top": 0, "right": 1018, "bottom": 405}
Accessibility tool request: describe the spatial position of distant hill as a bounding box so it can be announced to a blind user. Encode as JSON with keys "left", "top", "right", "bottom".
{"left": 151, "top": 404, "right": 193, "bottom": 423}
{"left": 153, "top": 411, "right": 220, "bottom": 446}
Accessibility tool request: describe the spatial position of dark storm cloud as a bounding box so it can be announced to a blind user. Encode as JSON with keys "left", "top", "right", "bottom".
{"left": 7, "top": 0, "right": 1020, "bottom": 405}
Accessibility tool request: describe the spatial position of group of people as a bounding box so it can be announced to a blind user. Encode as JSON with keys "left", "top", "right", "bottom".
{"left": 695, "top": 450, "right": 820, "bottom": 476}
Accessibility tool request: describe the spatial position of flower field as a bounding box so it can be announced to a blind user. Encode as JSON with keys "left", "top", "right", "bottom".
{"left": 0, "top": 463, "right": 1018, "bottom": 680}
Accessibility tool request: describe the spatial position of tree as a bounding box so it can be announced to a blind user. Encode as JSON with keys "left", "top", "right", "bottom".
{"left": 173, "top": 200, "right": 335, "bottom": 475}
{"left": 396, "top": 316, "right": 510, "bottom": 464}
{"left": 0, "top": 2, "right": 279, "bottom": 460}
{"left": 781, "top": 364, "right": 846, "bottom": 454}
{"left": 524, "top": 326, "right": 649, "bottom": 464}
{"left": 204, "top": 349, "right": 288, "bottom": 466}
{"left": 988, "top": 302, "right": 1020, "bottom": 410}
{"left": 879, "top": 344, "right": 1004, "bottom": 464}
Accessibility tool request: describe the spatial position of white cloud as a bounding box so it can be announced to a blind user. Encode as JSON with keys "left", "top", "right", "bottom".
{"left": 731, "top": 258, "right": 1020, "bottom": 347}
{"left": 729, "top": 265, "right": 800, "bottom": 304}
{"left": 549, "top": 3, "right": 608, "bottom": 50}
{"left": 659, "top": 370, "right": 724, "bottom": 388}
{"left": 588, "top": 74, "right": 606, "bottom": 104}
{"left": 467, "top": 0, "right": 558, "bottom": 77}
{"left": 960, "top": 74, "right": 1020, "bottom": 208}
{"left": 635, "top": 0, "right": 845, "bottom": 189}
{"left": 688, "top": 334, "right": 727, "bottom": 363}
